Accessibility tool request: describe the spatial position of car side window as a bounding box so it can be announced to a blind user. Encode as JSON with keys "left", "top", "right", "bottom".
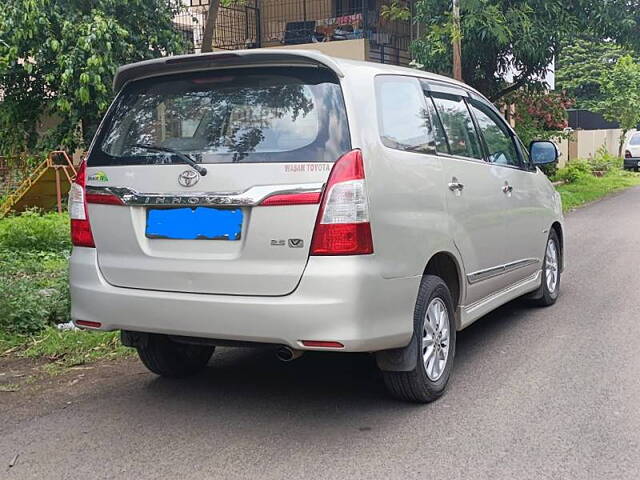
{"left": 430, "top": 93, "right": 484, "bottom": 160}
{"left": 423, "top": 95, "right": 450, "bottom": 154}
{"left": 468, "top": 100, "right": 521, "bottom": 168}
{"left": 375, "top": 75, "right": 436, "bottom": 154}
{"left": 517, "top": 137, "right": 532, "bottom": 167}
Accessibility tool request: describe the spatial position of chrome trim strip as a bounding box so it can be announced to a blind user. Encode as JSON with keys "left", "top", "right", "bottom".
{"left": 462, "top": 270, "right": 542, "bottom": 316}
{"left": 467, "top": 258, "right": 540, "bottom": 285}
{"left": 86, "top": 183, "right": 324, "bottom": 207}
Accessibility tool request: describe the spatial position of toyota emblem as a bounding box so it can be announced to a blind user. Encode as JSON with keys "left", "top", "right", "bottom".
{"left": 178, "top": 170, "right": 200, "bottom": 188}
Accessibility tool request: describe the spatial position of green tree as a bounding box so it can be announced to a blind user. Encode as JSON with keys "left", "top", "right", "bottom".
{"left": 505, "top": 89, "right": 573, "bottom": 146}
{"left": 410, "top": 0, "right": 640, "bottom": 101}
{"left": 556, "top": 38, "right": 633, "bottom": 109}
{"left": 597, "top": 55, "right": 640, "bottom": 157}
{"left": 0, "top": 0, "right": 188, "bottom": 155}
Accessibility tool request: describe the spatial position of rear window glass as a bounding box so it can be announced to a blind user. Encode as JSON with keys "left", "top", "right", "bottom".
{"left": 630, "top": 134, "right": 640, "bottom": 146}
{"left": 89, "top": 67, "right": 351, "bottom": 165}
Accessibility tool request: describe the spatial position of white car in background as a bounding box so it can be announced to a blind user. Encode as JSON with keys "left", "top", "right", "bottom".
{"left": 624, "top": 132, "right": 640, "bottom": 171}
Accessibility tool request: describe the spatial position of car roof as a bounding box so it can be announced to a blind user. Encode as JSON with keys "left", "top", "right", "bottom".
{"left": 113, "top": 49, "right": 484, "bottom": 98}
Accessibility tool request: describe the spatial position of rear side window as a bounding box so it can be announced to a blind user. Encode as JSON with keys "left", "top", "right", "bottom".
{"left": 431, "top": 93, "right": 483, "bottom": 160}
{"left": 375, "top": 75, "right": 437, "bottom": 154}
{"left": 90, "top": 67, "right": 351, "bottom": 165}
{"left": 630, "top": 134, "right": 640, "bottom": 146}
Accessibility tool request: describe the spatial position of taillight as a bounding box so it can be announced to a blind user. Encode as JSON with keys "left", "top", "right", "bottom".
{"left": 259, "top": 192, "right": 321, "bottom": 206}
{"left": 86, "top": 192, "right": 124, "bottom": 205}
{"left": 69, "top": 161, "right": 95, "bottom": 248}
{"left": 625, "top": 150, "right": 632, "bottom": 159}
{"left": 310, "top": 150, "right": 373, "bottom": 255}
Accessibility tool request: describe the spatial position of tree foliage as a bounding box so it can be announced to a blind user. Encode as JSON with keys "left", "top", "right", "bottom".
{"left": 597, "top": 55, "right": 640, "bottom": 156}
{"left": 0, "top": 0, "right": 188, "bottom": 155}
{"left": 505, "top": 89, "right": 573, "bottom": 147}
{"left": 556, "top": 38, "right": 633, "bottom": 109}
{"left": 411, "top": 0, "right": 640, "bottom": 101}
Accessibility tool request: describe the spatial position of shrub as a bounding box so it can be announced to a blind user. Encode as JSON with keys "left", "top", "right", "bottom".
{"left": 588, "top": 146, "right": 622, "bottom": 173}
{"left": 539, "top": 162, "right": 558, "bottom": 178}
{"left": 555, "top": 160, "right": 592, "bottom": 183}
{"left": 0, "top": 212, "right": 71, "bottom": 335}
{"left": 0, "top": 210, "right": 70, "bottom": 252}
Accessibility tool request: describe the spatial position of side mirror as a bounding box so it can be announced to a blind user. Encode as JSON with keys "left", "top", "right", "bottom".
{"left": 530, "top": 141, "right": 559, "bottom": 165}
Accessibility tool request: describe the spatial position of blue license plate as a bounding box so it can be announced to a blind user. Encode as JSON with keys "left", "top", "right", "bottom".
{"left": 146, "top": 207, "right": 243, "bottom": 240}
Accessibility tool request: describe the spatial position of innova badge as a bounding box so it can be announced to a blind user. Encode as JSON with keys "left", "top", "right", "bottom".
{"left": 178, "top": 170, "right": 200, "bottom": 188}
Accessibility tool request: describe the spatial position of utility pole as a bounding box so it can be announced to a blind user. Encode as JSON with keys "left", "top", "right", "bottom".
{"left": 201, "top": 0, "right": 220, "bottom": 53}
{"left": 452, "top": 0, "right": 463, "bottom": 82}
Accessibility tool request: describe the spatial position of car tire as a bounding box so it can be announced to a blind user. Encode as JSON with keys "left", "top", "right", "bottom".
{"left": 531, "top": 230, "right": 561, "bottom": 307}
{"left": 136, "top": 334, "right": 215, "bottom": 378}
{"left": 381, "top": 275, "right": 456, "bottom": 403}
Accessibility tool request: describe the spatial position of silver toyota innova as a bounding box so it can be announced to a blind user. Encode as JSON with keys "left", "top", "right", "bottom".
{"left": 69, "top": 50, "right": 564, "bottom": 402}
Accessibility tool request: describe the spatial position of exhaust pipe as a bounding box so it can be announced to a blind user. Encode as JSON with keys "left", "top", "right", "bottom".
{"left": 276, "top": 346, "right": 304, "bottom": 362}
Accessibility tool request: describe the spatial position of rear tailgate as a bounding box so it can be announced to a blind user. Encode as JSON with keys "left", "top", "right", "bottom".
{"left": 88, "top": 163, "right": 331, "bottom": 295}
{"left": 85, "top": 66, "right": 350, "bottom": 296}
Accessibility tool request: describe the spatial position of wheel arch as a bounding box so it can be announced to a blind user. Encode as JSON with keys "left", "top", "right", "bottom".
{"left": 376, "top": 250, "right": 464, "bottom": 373}
{"left": 423, "top": 251, "right": 464, "bottom": 329}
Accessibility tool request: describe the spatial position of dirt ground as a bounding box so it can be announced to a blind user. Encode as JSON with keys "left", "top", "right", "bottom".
{"left": 0, "top": 355, "right": 146, "bottom": 429}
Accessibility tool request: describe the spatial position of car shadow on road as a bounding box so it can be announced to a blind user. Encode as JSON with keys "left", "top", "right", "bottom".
{"left": 135, "top": 298, "right": 537, "bottom": 420}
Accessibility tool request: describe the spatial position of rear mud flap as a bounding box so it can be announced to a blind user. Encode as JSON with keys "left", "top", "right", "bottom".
{"left": 375, "top": 334, "right": 418, "bottom": 372}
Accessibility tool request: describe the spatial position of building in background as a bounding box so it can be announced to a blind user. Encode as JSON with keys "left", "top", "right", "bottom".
{"left": 173, "top": 0, "right": 416, "bottom": 66}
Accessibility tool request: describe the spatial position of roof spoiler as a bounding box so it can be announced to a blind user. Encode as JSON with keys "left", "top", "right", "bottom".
{"left": 113, "top": 49, "right": 345, "bottom": 92}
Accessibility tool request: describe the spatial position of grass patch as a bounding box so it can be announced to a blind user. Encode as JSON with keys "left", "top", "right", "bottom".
{"left": 1, "top": 328, "right": 132, "bottom": 372}
{"left": 0, "top": 210, "right": 71, "bottom": 252}
{"left": 0, "top": 210, "right": 130, "bottom": 372}
{"left": 0, "top": 211, "right": 71, "bottom": 335}
{"left": 556, "top": 169, "right": 640, "bottom": 212}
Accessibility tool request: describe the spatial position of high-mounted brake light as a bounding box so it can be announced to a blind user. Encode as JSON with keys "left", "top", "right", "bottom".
{"left": 69, "top": 161, "right": 96, "bottom": 248}
{"left": 310, "top": 150, "right": 373, "bottom": 255}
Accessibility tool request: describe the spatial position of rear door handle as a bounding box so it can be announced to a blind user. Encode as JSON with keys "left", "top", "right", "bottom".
{"left": 502, "top": 182, "right": 513, "bottom": 194}
{"left": 448, "top": 180, "right": 464, "bottom": 192}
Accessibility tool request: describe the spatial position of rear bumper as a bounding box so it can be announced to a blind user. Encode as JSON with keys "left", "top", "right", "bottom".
{"left": 624, "top": 158, "right": 640, "bottom": 169}
{"left": 70, "top": 248, "right": 418, "bottom": 352}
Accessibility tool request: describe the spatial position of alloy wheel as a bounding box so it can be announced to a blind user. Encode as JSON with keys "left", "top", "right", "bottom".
{"left": 422, "top": 298, "right": 451, "bottom": 381}
{"left": 545, "top": 239, "right": 559, "bottom": 294}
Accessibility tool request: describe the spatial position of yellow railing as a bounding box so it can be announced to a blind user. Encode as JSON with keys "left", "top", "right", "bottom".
{"left": 0, "top": 151, "right": 78, "bottom": 217}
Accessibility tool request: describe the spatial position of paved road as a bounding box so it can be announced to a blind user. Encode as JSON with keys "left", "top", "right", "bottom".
{"left": 3, "top": 187, "right": 640, "bottom": 480}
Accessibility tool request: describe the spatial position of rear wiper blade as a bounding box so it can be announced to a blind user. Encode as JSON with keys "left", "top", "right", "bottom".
{"left": 133, "top": 144, "right": 208, "bottom": 176}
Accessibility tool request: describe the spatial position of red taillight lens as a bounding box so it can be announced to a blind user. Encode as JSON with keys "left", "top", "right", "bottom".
{"left": 310, "top": 223, "right": 373, "bottom": 255}
{"left": 259, "top": 192, "right": 321, "bottom": 206}
{"left": 69, "top": 161, "right": 95, "bottom": 248}
{"left": 310, "top": 150, "right": 373, "bottom": 256}
{"left": 625, "top": 150, "right": 632, "bottom": 159}
{"left": 86, "top": 193, "right": 124, "bottom": 205}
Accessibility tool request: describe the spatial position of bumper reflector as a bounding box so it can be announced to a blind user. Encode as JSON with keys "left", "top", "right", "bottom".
{"left": 301, "top": 340, "right": 344, "bottom": 348}
{"left": 75, "top": 320, "right": 102, "bottom": 329}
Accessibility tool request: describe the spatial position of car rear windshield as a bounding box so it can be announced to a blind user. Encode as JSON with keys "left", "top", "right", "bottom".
{"left": 89, "top": 67, "right": 351, "bottom": 166}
